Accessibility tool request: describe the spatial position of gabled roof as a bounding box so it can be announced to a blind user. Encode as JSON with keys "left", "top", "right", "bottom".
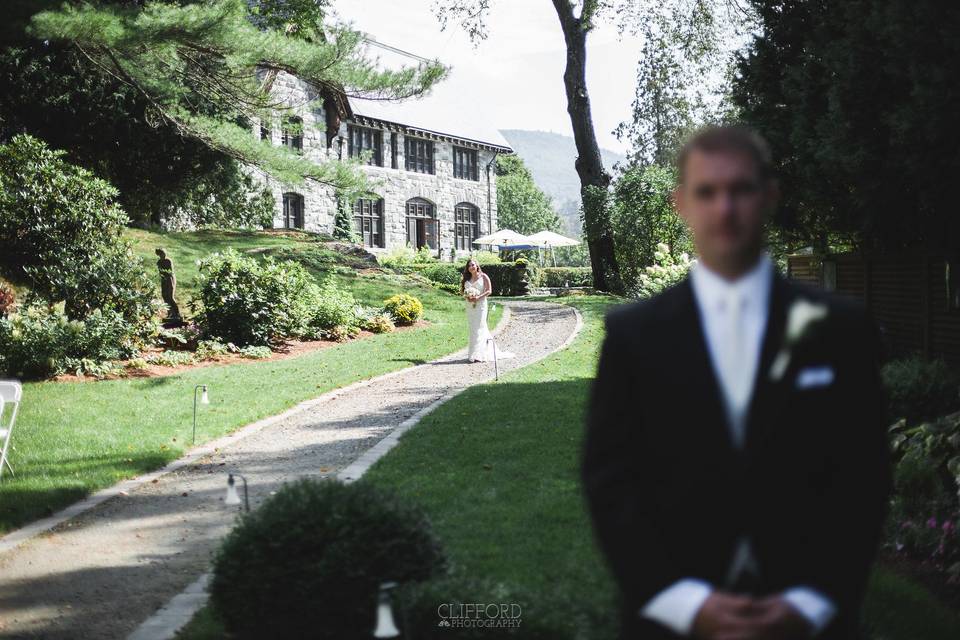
{"left": 346, "top": 93, "right": 513, "bottom": 153}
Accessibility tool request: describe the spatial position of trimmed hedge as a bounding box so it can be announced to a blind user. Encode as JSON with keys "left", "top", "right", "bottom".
{"left": 481, "top": 261, "right": 537, "bottom": 296}
{"left": 210, "top": 479, "right": 446, "bottom": 640}
{"left": 535, "top": 267, "right": 593, "bottom": 288}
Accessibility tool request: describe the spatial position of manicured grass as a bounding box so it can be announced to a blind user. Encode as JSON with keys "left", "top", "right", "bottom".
{"left": 0, "top": 230, "right": 501, "bottom": 534}
{"left": 361, "top": 296, "right": 960, "bottom": 639}
{"left": 172, "top": 294, "right": 960, "bottom": 639}
{"left": 126, "top": 228, "right": 330, "bottom": 297}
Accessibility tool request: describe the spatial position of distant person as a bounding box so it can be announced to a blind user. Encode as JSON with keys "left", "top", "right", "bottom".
{"left": 583, "top": 125, "right": 891, "bottom": 640}
{"left": 461, "top": 258, "right": 513, "bottom": 363}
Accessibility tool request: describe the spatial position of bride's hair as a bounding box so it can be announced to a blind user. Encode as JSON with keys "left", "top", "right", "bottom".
{"left": 460, "top": 259, "right": 482, "bottom": 293}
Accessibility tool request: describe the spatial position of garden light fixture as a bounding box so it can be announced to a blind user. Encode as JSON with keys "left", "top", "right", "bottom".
{"left": 224, "top": 473, "right": 249, "bottom": 512}
{"left": 192, "top": 384, "right": 209, "bottom": 444}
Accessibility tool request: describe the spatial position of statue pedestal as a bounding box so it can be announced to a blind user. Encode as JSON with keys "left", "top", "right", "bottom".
{"left": 161, "top": 317, "right": 188, "bottom": 329}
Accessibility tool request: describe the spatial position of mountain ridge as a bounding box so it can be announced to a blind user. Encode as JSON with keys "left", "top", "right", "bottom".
{"left": 499, "top": 129, "right": 627, "bottom": 235}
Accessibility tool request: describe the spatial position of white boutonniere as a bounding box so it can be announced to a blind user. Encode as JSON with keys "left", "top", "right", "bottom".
{"left": 769, "top": 298, "right": 829, "bottom": 381}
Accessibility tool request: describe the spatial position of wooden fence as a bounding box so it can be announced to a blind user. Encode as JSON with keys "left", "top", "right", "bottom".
{"left": 786, "top": 252, "right": 960, "bottom": 364}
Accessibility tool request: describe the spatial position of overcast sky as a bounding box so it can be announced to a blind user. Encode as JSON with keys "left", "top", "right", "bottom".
{"left": 334, "top": 1, "right": 644, "bottom": 154}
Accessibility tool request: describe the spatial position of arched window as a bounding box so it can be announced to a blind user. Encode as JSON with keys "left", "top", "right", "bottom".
{"left": 353, "top": 197, "right": 384, "bottom": 248}
{"left": 454, "top": 203, "right": 480, "bottom": 250}
{"left": 282, "top": 192, "right": 304, "bottom": 229}
{"left": 281, "top": 116, "right": 303, "bottom": 153}
{"left": 405, "top": 198, "right": 437, "bottom": 250}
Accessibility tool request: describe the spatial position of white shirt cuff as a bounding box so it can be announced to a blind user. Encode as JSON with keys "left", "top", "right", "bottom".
{"left": 783, "top": 586, "right": 837, "bottom": 635}
{"left": 640, "top": 579, "right": 713, "bottom": 636}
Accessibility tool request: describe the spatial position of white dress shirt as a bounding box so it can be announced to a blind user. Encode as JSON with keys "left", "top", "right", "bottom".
{"left": 639, "top": 254, "right": 837, "bottom": 636}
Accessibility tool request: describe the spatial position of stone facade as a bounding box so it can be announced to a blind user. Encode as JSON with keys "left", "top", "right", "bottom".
{"left": 252, "top": 73, "right": 510, "bottom": 261}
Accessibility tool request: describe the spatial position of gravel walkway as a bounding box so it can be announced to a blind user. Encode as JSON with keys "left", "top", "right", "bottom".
{"left": 0, "top": 300, "right": 578, "bottom": 639}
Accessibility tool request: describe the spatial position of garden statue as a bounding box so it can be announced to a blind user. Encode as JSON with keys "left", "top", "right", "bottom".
{"left": 155, "top": 248, "right": 182, "bottom": 324}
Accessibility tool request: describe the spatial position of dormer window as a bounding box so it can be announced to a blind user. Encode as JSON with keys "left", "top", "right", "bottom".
{"left": 348, "top": 125, "right": 383, "bottom": 166}
{"left": 453, "top": 146, "right": 479, "bottom": 181}
{"left": 281, "top": 116, "right": 303, "bottom": 153}
{"left": 404, "top": 136, "right": 434, "bottom": 174}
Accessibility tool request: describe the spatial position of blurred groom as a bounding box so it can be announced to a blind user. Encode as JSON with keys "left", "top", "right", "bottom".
{"left": 583, "top": 126, "right": 891, "bottom": 640}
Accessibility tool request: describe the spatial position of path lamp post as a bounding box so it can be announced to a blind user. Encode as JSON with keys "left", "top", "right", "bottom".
{"left": 224, "top": 473, "right": 250, "bottom": 512}
{"left": 373, "top": 581, "right": 400, "bottom": 638}
{"left": 192, "top": 384, "right": 209, "bottom": 444}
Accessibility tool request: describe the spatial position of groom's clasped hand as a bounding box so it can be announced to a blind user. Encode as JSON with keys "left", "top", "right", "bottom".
{"left": 692, "top": 592, "right": 811, "bottom": 640}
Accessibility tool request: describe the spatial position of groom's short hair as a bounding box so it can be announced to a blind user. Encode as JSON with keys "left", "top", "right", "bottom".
{"left": 677, "top": 125, "right": 773, "bottom": 184}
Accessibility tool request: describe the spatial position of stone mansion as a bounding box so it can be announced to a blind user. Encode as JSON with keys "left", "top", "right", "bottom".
{"left": 252, "top": 71, "right": 513, "bottom": 260}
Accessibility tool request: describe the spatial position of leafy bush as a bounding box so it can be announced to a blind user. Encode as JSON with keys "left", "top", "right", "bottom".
{"left": 414, "top": 246, "right": 437, "bottom": 263}
{"left": 887, "top": 414, "right": 960, "bottom": 581}
{"left": 195, "top": 249, "right": 317, "bottom": 346}
{"left": 238, "top": 345, "right": 272, "bottom": 359}
{"left": 882, "top": 357, "right": 959, "bottom": 424}
{"left": 384, "top": 294, "right": 424, "bottom": 326}
{"left": 537, "top": 267, "right": 593, "bottom": 288}
{"left": 196, "top": 339, "right": 231, "bottom": 360}
{"left": 421, "top": 263, "right": 461, "bottom": 286}
{"left": 378, "top": 246, "right": 417, "bottom": 270}
{"left": 0, "top": 282, "right": 14, "bottom": 316}
{"left": 0, "top": 302, "right": 139, "bottom": 379}
{"left": 433, "top": 282, "right": 461, "bottom": 295}
{"left": 210, "top": 479, "right": 446, "bottom": 640}
{"left": 612, "top": 164, "right": 692, "bottom": 293}
{"left": 631, "top": 243, "right": 693, "bottom": 299}
{"left": 472, "top": 251, "right": 502, "bottom": 265}
{"left": 144, "top": 350, "right": 197, "bottom": 367}
{"left": 309, "top": 278, "right": 357, "bottom": 331}
{"left": 0, "top": 134, "right": 156, "bottom": 324}
{"left": 361, "top": 313, "right": 395, "bottom": 334}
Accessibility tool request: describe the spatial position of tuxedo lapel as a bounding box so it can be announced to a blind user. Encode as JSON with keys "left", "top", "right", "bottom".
{"left": 675, "top": 279, "right": 739, "bottom": 454}
{"left": 745, "top": 273, "right": 793, "bottom": 451}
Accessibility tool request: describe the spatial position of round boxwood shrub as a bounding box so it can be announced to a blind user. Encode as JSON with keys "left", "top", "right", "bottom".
{"left": 210, "top": 479, "right": 446, "bottom": 640}
{"left": 383, "top": 293, "right": 423, "bottom": 326}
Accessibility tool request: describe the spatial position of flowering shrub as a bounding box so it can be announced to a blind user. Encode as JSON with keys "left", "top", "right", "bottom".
{"left": 887, "top": 413, "right": 960, "bottom": 581}
{"left": 384, "top": 294, "right": 423, "bottom": 326}
{"left": 632, "top": 243, "right": 693, "bottom": 299}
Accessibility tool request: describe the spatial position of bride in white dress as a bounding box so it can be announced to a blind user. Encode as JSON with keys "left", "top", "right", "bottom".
{"left": 461, "top": 259, "right": 514, "bottom": 363}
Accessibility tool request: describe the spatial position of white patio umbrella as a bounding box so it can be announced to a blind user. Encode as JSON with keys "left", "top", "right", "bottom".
{"left": 527, "top": 231, "right": 581, "bottom": 266}
{"left": 472, "top": 229, "right": 537, "bottom": 250}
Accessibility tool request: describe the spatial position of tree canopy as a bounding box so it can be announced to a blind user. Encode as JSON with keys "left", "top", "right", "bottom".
{"left": 733, "top": 0, "right": 960, "bottom": 253}
{"left": 495, "top": 154, "right": 561, "bottom": 235}
{"left": 21, "top": 0, "right": 447, "bottom": 199}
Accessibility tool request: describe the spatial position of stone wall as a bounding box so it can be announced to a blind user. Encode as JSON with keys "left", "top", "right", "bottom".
{"left": 250, "top": 73, "right": 502, "bottom": 261}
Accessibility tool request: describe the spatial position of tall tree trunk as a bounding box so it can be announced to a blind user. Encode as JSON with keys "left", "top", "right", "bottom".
{"left": 551, "top": 0, "right": 623, "bottom": 294}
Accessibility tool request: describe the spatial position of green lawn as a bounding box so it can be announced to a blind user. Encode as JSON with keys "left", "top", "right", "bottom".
{"left": 359, "top": 296, "right": 960, "bottom": 639}
{"left": 0, "top": 229, "right": 500, "bottom": 534}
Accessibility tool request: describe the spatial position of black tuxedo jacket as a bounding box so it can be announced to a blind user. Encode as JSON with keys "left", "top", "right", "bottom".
{"left": 583, "top": 273, "right": 891, "bottom": 640}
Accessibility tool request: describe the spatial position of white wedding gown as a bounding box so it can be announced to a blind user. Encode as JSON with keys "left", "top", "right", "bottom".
{"left": 464, "top": 276, "right": 514, "bottom": 362}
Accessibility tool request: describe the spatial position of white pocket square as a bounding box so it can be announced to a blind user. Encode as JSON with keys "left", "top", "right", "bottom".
{"left": 795, "top": 366, "right": 835, "bottom": 389}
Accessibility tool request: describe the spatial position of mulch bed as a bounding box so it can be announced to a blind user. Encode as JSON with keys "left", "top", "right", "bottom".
{"left": 53, "top": 320, "right": 430, "bottom": 383}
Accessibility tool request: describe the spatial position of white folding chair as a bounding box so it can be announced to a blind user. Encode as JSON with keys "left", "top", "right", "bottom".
{"left": 0, "top": 380, "right": 22, "bottom": 481}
